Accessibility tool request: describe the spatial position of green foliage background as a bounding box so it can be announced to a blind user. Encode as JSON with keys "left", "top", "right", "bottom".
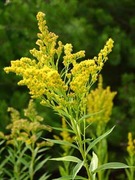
{"left": 0, "top": 0, "right": 135, "bottom": 179}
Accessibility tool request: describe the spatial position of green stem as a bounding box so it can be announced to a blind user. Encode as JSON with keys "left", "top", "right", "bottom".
{"left": 29, "top": 145, "right": 36, "bottom": 180}
{"left": 14, "top": 142, "right": 22, "bottom": 179}
{"left": 71, "top": 118, "right": 93, "bottom": 180}
{"left": 129, "top": 155, "right": 134, "bottom": 180}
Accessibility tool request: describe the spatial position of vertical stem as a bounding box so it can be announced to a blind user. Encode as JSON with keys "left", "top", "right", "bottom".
{"left": 14, "top": 142, "right": 22, "bottom": 179}
{"left": 29, "top": 145, "right": 36, "bottom": 180}
{"left": 71, "top": 118, "right": 93, "bottom": 180}
{"left": 96, "top": 126, "right": 108, "bottom": 180}
{"left": 130, "top": 155, "right": 134, "bottom": 180}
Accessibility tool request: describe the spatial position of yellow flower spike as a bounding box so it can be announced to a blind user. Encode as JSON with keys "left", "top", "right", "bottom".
{"left": 64, "top": 43, "right": 73, "bottom": 55}
{"left": 24, "top": 99, "right": 44, "bottom": 122}
{"left": 36, "top": 12, "right": 48, "bottom": 35}
{"left": 87, "top": 75, "right": 117, "bottom": 125}
{"left": 56, "top": 41, "right": 64, "bottom": 59}
{"left": 7, "top": 107, "right": 20, "bottom": 122}
{"left": 97, "top": 38, "right": 114, "bottom": 66}
{"left": 70, "top": 59, "right": 97, "bottom": 96}
{"left": 127, "top": 132, "right": 135, "bottom": 157}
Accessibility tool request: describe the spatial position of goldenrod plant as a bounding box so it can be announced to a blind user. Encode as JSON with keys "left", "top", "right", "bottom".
{"left": 0, "top": 100, "right": 52, "bottom": 180}
{"left": 126, "top": 132, "right": 135, "bottom": 180}
{"left": 87, "top": 75, "right": 117, "bottom": 180}
{"left": 4, "top": 12, "right": 129, "bottom": 179}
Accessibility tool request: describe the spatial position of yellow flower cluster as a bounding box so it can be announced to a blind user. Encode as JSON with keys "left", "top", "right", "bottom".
{"left": 63, "top": 43, "right": 85, "bottom": 66}
{"left": 5, "top": 59, "right": 67, "bottom": 100}
{"left": 127, "top": 132, "right": 135, "bottom": 157}
{"left": 0, "top": 100, "right": 52, "bottom": 147}
{"left": 70, "top": 60, "right": 97, "bottom": 96}
{"left": 4, "top": 11, "right": 114, "bottom": 120}
{"left": 96, "top": 38, "right": 114, "bottom": 66}
{"left": 69, "top": 38, "right": 114, "bottom": 99}
{"left": 87, "top": 75, "right": 117, "bottom": 125}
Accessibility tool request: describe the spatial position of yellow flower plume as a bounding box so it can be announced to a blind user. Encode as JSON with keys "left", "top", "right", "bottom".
{"left": 4, "top": 12, "right": 114, "bottom": 120}
{"left": 127, "top": 132, "right": 135, "bottom": 157}
{"left": 87, "top": 75, "right": 117, "bottom": 125}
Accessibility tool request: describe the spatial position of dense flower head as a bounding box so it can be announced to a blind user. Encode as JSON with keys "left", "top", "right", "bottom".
{"left": 127, "top": 132, "right": 135, "bottom": 157}
{"left": 4, "top": 11, "right": 114, "bottom": 120}
{"left": 70, "top": 60, "right": 97, "bottom": 96}
{"left": 87, "top": 75, "right": 117, "bottom": 125}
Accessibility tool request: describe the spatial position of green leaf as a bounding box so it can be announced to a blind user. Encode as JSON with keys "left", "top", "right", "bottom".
{"left": 43, "top": 138, "right": 78, "bottom": 150}
{"left": 38, "top": 147, "right": 49, "bottom": 153}
{"left": 39, "top": 172, "right": 50, "bottom": 180}
{"left": 90, "top": 152, "right": 98, "bottom": 172}
{"left": 53, "top": 175, "right": 87, "bottom": 180}
{"left": 0, "top": 140, "right": 5, "bottom": 146}
{"left": 34, "top": 156, "right": 50, "bottom": 173}
{"left": 3, "top": 168, "right": 13, "bottom": 178}
{"left": 89, "top": 152, "right": 98, "bottom": 180}
{"left": 93, "top": 162, "right": 130, "bottom": 174}
{"left": 0, "top": 154, "right": 9, "bottom": 168}
{"left": 82, "top": 138, "right": 92, "bottom": 144}
{"left": 19, "top": 171, "right": 29, "bottom": 180}
{"left": 86, "top": 126, "right": 115, "bottom": 155}
{"left": 52, "top": 126, "right": 74, "bottom": 134}
{"left": 51, "top": 155, "right": 81, "bottom": 163}
{"left": 59, "top": 166, "right": 67, "bottom": 176}
{"left": 72, "top": 160, "right": 84, "bottom": 179}
{"left": 79, "top": 114, "right": 93, "bottom": 122}
{"left": 79, "top": 110, "right": 103, "bottom": 123}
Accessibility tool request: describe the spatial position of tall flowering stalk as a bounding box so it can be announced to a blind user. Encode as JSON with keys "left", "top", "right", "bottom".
{"left": 4, "top": 12, "right": 129, "bottom": 179}
{"left": 87, "top": 75, "right": 117, "bottom": 180}
{"left": 126, "top": 132, "right": 135, "bottom": 180}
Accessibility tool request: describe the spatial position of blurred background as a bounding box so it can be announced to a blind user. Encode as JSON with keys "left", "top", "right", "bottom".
{"left": 0, "top": 0, "right": 135, "bottom": 179}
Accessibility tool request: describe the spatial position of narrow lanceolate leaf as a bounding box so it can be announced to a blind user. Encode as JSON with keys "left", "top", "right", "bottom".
{"left": 72, "top": 160, "right": 84, "bottom": 179}
{"left": 93, "top": 162, "right": 130, "bottom": 174}
{"left": 86, "top": 126, "right": 115, "bottom": 155}
{"left": 43, "top": 138, "right": 78, "bottom": 150}
{"left": 39, "top": 172, "right": 50, "bottom": 180}
{"left": 50, "top": 156, "right": 81, "bottom": 163}
{"left": 53, "top": 175, "right": 88, "bottom": 180}
{"left": 79, "top": 110, "right": 103, "bottom": 123}
{"left": 52, "top": 126, "right": 74, "bottom": 134}
{"left": 34, "top": 156, "right": 50, "bottom": 173}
